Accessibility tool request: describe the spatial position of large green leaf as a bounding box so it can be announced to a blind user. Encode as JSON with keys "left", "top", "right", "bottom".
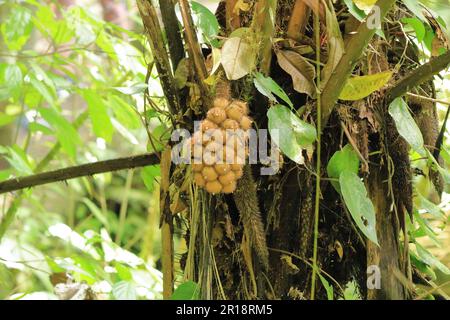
{"left": 38, "top": 107, "right": 81, "bottom": 158}
{"left": 253, "top": 72, "right": 293, "bottom": 108}
{"left": 327, "top": 144, "right": 360, "bottom": 192}
{"left": 388, "top": 97, "right": 425, "bottom": 155}
{"left": 190, "top": 1, "right": 220, "bottom": 47}
{"left": 1, "top": 6, "right": 33, "bottom": 51}
{"left": 339, "top": 71, "right": 392, "bottom": 101}
{"left": 82, "top": 90, "right": 114, "bottom": 142}
{"left": 267, "top": 105, "right": 316, "bottom": 164}
{"left": 339, "top": 171, "right": 378, "bottom": 245}
{"left": 171, "top": 281, "right": 199, "bottom": 300}
{"left": 416, "top": 242, "right": 450, "bottom": 274}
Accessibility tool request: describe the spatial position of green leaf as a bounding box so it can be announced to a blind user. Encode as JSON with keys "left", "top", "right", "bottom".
{"left": 141, "top": 165, "right": 161, "bottom": 192}
{"left": 352, "top": 0, "right": 377, "bottom": 11}
{"left": 417, "top": 193, "right": 445, "bottom": 219}
{"left": 253, "top": 72, "right": 293, "bottom": 108}
{"left": 339, "top": 71, "right": 392, "bottom": 101}
{"left": 343, "top": 0, "right": 366, "bottom": 20}
{"left": 108, "top": 95, "right": 141, "bottom": 129}
{"left": 388, "top": 97, "right": 425, "bottom": 155}
{"left": 327, "top": 144, "right": 360, "bottom": 192}
{"left": 319, "top": 274, "right": 334, "bottom": 300}
{"left": 267, "top": 105, "right": 317, "bottom": 164}
{"left": 171, "top": 281, "right": 199, "bottom": 300}
{"left": 30, "top": 76, "right": 55, "bottom": 104}
{"left": 221, "top": 37, "right": 256, "bottom": 80}
{"left": 416, "top": 242, "right": 450, "bottom": 274}
{"left": 115, "top": 263, "right": 133, "bottom": 281}
{"left": 112, "top": 281, "right": 137, "bottom": 300}
{"left": 39, "top": 107, "right": 81, "bottom": 158}
{"left": 402, "top": 17, "right": 426, "bottom": 43}
{"left": 82, "top": 90, "right": 114, "bottom": 142}
{"left": 191, "top": 1, "right": 220, "bottom": 47}
{"left": 339, "top": 171, "right": 378, "bottom": 245}
{"left": 1, "top": 6, "right": 33, "bottom": 51}
{"left": 0, "top": 145, "right": 33, "bottom": 175}
{"left": 5, "top": 64, "right": 23, "bottom": 89}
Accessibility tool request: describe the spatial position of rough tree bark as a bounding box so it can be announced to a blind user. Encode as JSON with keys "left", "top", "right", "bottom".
{"left": 134, "top": 0, "right": 448, "bottom": 300}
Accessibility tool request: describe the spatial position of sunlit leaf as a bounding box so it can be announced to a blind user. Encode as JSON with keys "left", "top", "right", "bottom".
{"left": 416, "top": 242, "right": 450, "bottom": 274}
{"left": 339, "top": 71, "right": 392, "bottom": 101}
{"left": 1, "top": 6, "right": 33, "bottom": 51}
{"left": 112, "top": 281, "right": 137, "bottom": 300}
{"left": 82, "top": 90, "right": 114, "bottom": 142}
{"left": 190, "top": 1, "right": 220, "bottom": 47}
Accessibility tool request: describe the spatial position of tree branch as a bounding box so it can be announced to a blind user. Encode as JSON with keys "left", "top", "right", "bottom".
{"left": 387, "top": 50, "right": 450, "bottom": 102}
{"left": 137, "top": 0, "right": 180, "bottom": 114}
{"left": 0, "top": 153, "right": 160, "bottom": 194}
{"left": 321, "top": 0, "right": 396, "bottom": 128}
{"left": 158, "top": 0, "right": 185, "bottom": 72}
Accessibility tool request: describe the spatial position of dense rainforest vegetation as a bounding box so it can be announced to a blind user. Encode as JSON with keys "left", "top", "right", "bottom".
{"left": 0, "top": 0, "right": 449, "bottom": 300}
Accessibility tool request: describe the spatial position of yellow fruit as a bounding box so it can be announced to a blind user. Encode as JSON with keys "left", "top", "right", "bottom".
{"left": 200, "top": 119, "right": 218, "bottom": 132}
{"left": 222, "top": 181, "right": 237, "bottom": 194}
{"left": 214, "top": 163, "right": 230, "bottom": 175}
{"left": 240, "top": 116, "right": 253, "bottom": 130}
{"left": 222, "top": 119, "right": 239, "bottom": 130}
{"left": 233, "top": 167, "right": 243, "bottom": 179}
{"left": 232, "top": 100, "right": 248, "bottom": 115}
{"left": 202, "top": 166, "right": 218, "bottom": 182}
{"left": 214, "top": 97, "right": 230, "bottom": 109}
{"left": 206, "top": 180, "right": 222, "bottom": 194}
{"left": 231, "top": 163, "right": 242, "bottom": 171}
{"left": 194, "top": 173, "right": 206, "bottom": 187}
{"left": 226, "top": 104, "right": 244, "bottom": 122}
{"left": 192, "top": 163, "right": 203, "bottom": 172}
{"left": 219, "top": 171, "right": 235, "bottom": 185}
{"left": 207, "top": 107, "right": 227, "bottom": 124}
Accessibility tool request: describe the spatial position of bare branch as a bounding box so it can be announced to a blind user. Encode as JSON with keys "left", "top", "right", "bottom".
{"left": 387, "top": 50, "right": 450, "bottom": 102}
{"left": 0, "top": 153, "right": 160, "bottom": 194}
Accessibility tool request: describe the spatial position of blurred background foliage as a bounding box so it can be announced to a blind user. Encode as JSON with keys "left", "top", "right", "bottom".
{"left": 0, "top": 0, "right": 449, "bottom": 299}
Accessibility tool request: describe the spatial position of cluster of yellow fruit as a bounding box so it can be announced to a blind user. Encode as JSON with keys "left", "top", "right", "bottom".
{"left": 190, "top": 97, "right": 252, "bottom": 194}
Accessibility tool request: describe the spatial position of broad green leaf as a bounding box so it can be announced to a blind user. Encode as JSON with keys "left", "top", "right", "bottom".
{"left": 410, "top": 250, "right": 437, "bottom": 280}
{"left": 39, "top": 107, "right": 81, "bottom": 158}
{"left": 191, "top": 1, "right": 220, "bottom": 47}
{"left": 339, "top": 71, "right": 392, "bottom": 101}
{"left": 108, "top": 96, "right": 141, "bottom": 129}
{"left": 417, "top": 193, "right": 445, "bottom": 219}
{"left": 82, "top": 90, "right": 114, "bottom": 142}
{"left": 0, "top": 169, "right": 12, "bottom": 182}
{"left": 113, "top": 83, "right": 149, "bottom": 95}
{"left": 276, "top": 50, "right": 316, "bottom": 97}
{"left": 141, "top": 165, "right": 161, "bottom": 192}
{"left": 343, "top": 0, "right": 366, "bottom": 20}
{"left": 28, "top": 122, "right": 54, "bottom": 135}
{"left": 403, "top": 0, "right": 428, "bottom": 22}
{"left": 267, "top": 105, "right": 317, "bottom": 164}
{"left": 112, "top": 281, "right": 137, "bottom": 300}
{"left": 115, "top": 263, "right": 133, "bottom": 281}
{"left": 1, "top": 6, "right": 33, "bottom": 51}
{"left": 416, "top": 242, "right": 450, "bottom": 274}
{"left": 327, "top": 144, "right": 360, "bottom": 192}
{"left": 0, "top": 112, "right": 16, "bottom": 127}
{"left": 388, "top": 97, "right": 425, "bottom": 155}
{"left": 413, "top": 212, "right": 441, "bottom": 246}
{"left": 171, "top": 281, "right": 199, "bottom": 300}
{"left": 253, "top": 72, "right": 293, "bottom": 108}
{"left": 221, "top": 37, "right": 256, "bottom": 80}
{"left": 339, "top": 171, "right": 378, "bottom": 245}
{"left": 402, "top": 17, "right": 426, "bottom": 43}
{"left": 30, "top": 76, "right": 56, "bottom": 104}
{"left": 5, "top": 64, "right": 23, "bottom": 89}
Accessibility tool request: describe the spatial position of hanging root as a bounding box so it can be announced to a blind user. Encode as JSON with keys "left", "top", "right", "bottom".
{"left": 233, "top": 165, "right": 269, "bottom": 271}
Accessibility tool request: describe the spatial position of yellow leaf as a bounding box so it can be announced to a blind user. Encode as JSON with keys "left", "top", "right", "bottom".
{"left": 339, "top": 71, "right": 392, "bottom": 101}
{"left": 353, "top": 0, "right": 377, "bottom": 11}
